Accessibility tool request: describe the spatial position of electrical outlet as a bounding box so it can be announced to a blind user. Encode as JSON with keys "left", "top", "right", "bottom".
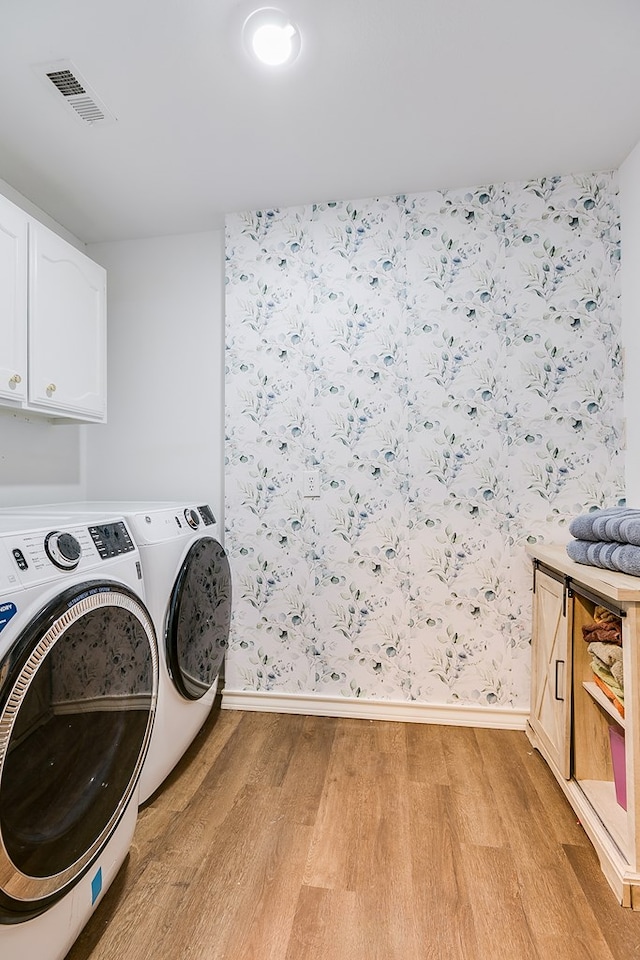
{"left": 303, "top": 470, "right": 321, "bottom": 498}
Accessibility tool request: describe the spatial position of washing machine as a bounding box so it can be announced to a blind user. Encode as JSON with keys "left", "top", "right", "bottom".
{"left": 4, "top": 502, "right": 232, "bottom": 803}
{"left": 0, "top": 511, "right": 158, "bottom": 959}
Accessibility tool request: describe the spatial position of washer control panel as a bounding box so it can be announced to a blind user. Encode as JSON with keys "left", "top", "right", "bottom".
{"left": 197, "top": 505, "right": 215, "bottom": 526}
{"left": 88, "top": 521, "right": 135, "bottom": 559}
{"left": 0, "top": 519, "right": 138, "bottom": 591}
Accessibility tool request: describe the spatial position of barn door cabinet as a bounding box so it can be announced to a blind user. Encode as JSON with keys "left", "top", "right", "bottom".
{"left": 0, "top": 192, "right": 106, "bottom": 423}
{"left": 527, "top": 543, "right": 640, "bottom": 907}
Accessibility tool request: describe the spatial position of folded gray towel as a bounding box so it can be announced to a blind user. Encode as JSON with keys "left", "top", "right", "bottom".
{"left": 601, "top": 512, "right": 633, "bottom": 542}
{"left": 567, "top": 539, "right": 591, "bottom": 563}
{"left": 567, "top": 538, "right": 640, "bottom": 577}
{"left": 569, "top": 507, "right": 640, "bottom": 545}
{"left": 611, "top": 543, "right": 640, "bottom": 576}
{"left": 566, "top": 539, "right": 604, "bottom": 565}
{"left": 566, "top": 540, "right": 615, "bottom": 567}
{"left": 617, "top": 515, "right": 640, "bottom": 547}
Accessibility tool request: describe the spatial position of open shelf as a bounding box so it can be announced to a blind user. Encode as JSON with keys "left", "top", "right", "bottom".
{"left": 572, "top": 592, "right": 629, "bottom": 861}
{"left": 582, "top": 681, "right": 625, "bottom": 729}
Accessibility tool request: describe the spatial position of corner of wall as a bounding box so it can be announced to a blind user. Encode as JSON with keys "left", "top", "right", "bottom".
{"left": 619, "top": 140, "right": 640, "bottom": 505}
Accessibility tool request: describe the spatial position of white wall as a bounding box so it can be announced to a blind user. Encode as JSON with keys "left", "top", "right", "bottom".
{"left": 85, "top": 231, "right": 225, "bottom": 523}
{"left": 0, "top": 178, "right": 88, "bottom": 508}
{"left": 620, "top": 140, "right": 640, "bottom": 504}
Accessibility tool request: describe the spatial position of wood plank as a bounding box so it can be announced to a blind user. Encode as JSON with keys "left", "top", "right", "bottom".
{"left": 405, "top": 719, "right": 449, "bottom": 785}
{"left": 510, "top": 729, "right": 590, "bottom": 848}
{"left": 173, "top": 794, "right": 312, "bottom": 960}
{"left": 278, "top": 715, "right": 338, "bottom": 826}
{"left": 285, "top": 886, "right": 358, "bottom": 960}
{"left": 564, "top": 842, "right": 640, "bottom": 958}
{"left": 440, "top": 725, "right": 509, "bottom": 848}
{"left": 474, "top": 728, "right": 613, "bottom": 949}
{"left": 130, "top": 705, "right": 243, "bottom": 870}
{"left": 303, "top": 718, "right": 410, "bottom": 891}
{"left": 532, "top": 938, "right": 615, "bottom": 960}
{"left": 458, "top": 842, "right": 540, "bottom": 960}
{"left": 345, "top": 734, "right": 417, "bottom": 959}
{"left": 302, "top": 723, "right": 370, "bottom": 891}
{"left": 407, "top": 780, "right": 480, "bottom": 959}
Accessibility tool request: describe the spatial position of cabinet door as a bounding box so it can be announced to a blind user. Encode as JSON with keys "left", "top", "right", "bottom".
{"left": 530, "top": 567, "right": 571, "bottom": 778}
{"left": 28, "top": 222, "right": 106, "bottom": 420}
{"left": 0, "top": 195, "right": 27, "bottom": 403}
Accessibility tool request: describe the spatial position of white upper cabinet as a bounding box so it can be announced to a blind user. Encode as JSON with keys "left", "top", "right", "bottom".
{"left": 0, "top": 194, "right": 28, "bottom": 404}
{"left": 0, "top": 194, "right": 107, "bottom": 423}
{"left": 28, "top": 222, "right": 106, "bottom": 420}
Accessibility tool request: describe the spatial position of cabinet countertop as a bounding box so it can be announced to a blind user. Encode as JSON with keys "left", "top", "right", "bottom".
{"left": 526, "top": 542, "right": 640, "bottom": 603}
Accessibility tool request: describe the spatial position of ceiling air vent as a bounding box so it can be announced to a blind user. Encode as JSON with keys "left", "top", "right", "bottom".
{"left": 35, "top": 59, "right": 116, "bottom": 126}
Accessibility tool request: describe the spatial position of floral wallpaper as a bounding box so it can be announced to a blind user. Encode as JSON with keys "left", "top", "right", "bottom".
{"left": 224, "top": 172, "right": 624, "bottom": 710}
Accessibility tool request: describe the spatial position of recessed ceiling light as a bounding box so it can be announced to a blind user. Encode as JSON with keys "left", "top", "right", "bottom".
{"left": 242, "top": 7, "right": 302, "bottom": 67}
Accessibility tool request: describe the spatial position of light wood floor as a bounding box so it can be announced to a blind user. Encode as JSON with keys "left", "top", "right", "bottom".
{"left": 66, "top": 703, "right": 640, "bottom": 960}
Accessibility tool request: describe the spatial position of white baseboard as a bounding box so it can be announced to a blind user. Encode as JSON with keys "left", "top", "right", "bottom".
{"left": 221, "top": 689, "right": 528, "bottom": 730}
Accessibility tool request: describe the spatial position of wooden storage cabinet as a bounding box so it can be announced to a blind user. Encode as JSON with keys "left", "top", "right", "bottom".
{"left": 0, "top": 193, "right": 106, "bottom": 423}
{"left": 529, "top": 564, "right": 571, "bottom": 779}
{"left": 527, "top": 543, "right": 640, "bottom": 907}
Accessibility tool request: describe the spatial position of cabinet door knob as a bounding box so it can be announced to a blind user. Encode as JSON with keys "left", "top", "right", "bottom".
{"left": 9, "top": 373, "right": 22, "bottom": 386}
{"left": 46, "top": 383, "right": 57, "bottom": 394}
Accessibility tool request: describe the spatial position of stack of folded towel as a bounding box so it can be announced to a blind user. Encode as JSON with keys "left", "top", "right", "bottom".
{"left": 583, "top": 605, "right": 624, "bottom": 717}
{"left": 567, "top": 507, "right": 640, "bottom": 576}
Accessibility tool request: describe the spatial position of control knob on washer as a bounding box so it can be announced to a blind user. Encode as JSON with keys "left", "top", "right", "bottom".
{"left": 44, "top": 531, "right": 82, "bottom": 570}
{"left": 184, "top": 508, "right": 200, "bottom": 530}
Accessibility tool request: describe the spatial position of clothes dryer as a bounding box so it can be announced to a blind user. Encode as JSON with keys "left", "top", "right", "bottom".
{"left": 118, "top": 502, "right": 231, "bottom": 802}
{"left": 4, "top": 502, "right": 232, "bottom": 803}
{"left": 0, "top": 512, "right": 158, "bottom": 960}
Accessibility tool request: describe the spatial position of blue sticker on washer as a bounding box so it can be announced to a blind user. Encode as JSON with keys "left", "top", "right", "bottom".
{"left": 91, "top": 867, "right": 103, "bottom": 905}
{"left": 0, "top": 603, "right": 17, "bottom": 634}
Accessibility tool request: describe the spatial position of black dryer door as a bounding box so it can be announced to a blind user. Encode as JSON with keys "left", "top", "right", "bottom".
{"left": 166, "top": 537, "right": 231, "bottom": 700}
{"left": 0, "top": 581, "right": 158, "bottom": 923}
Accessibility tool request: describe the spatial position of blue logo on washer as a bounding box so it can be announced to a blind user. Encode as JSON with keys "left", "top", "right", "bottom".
{"left": 0, "top": 603, "right": 16, "bottom": 634}
{"left": 91, "top": 867, "right": 103, "bottom": 905}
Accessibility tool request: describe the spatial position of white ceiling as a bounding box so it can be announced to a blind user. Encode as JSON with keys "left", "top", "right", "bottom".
{"left": 1, "top": 0, "right": 640, "bottom": 243}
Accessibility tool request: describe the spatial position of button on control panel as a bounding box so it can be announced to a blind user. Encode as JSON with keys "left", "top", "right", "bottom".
{"left": 12, "top": 548, "right": 28, "bottom": 571}
{"left": 89, "top": 522, "right": 135, "bottom": 559}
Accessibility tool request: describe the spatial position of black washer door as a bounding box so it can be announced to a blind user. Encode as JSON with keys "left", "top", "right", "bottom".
{"left": 0, "top": 582, "right": 158, "bottom": 922}
{"left": 166, "top": 537, "right": 231, "bottom": 700}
